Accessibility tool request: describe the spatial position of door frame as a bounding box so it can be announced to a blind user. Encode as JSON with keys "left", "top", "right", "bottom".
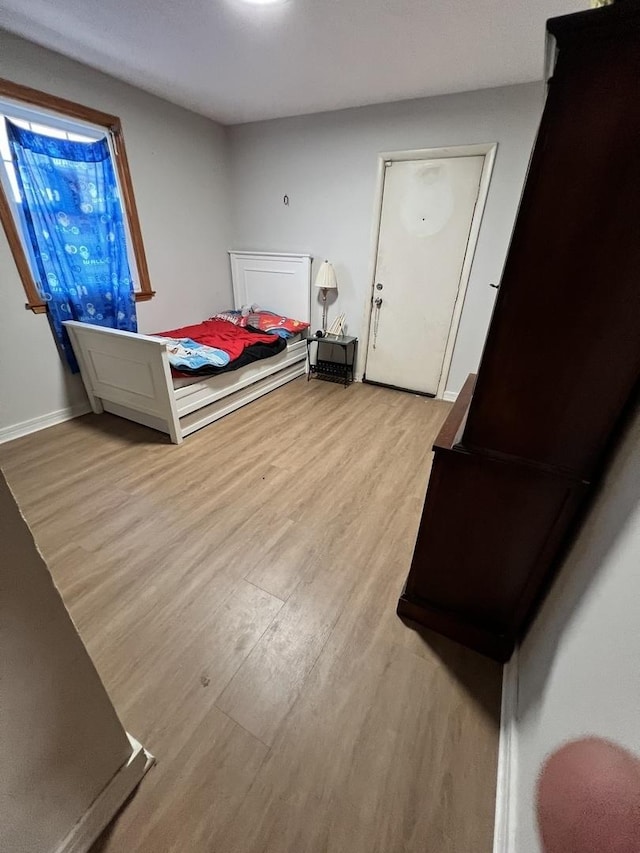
{"left": 359, "top": 142, "right": 497, "bottom": 399}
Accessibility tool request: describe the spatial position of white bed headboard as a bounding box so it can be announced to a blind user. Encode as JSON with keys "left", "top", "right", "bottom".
{"left": 229, "top": 251, "right": 311, "bottom": 323}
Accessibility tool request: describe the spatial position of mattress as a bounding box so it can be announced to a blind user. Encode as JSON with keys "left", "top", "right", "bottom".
{"left": 172, "top": 333, "right": 304, "bottom": 390}
{"left": 155, "top": 318, "right": 291, "bottom": 380}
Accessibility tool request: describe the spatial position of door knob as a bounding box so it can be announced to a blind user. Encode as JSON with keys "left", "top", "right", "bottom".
{"left": 374, "top": 297, "right": 383, "bottom": 307}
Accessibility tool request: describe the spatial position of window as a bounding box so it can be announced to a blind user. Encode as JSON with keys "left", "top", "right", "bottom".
{"left": 0, "top": 117, "right": 96, "bottom": 203}
{"left": 0, "top": 78, "right": 154, "bottom": 313}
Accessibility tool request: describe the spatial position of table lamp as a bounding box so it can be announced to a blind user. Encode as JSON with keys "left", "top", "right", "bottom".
{"left": 314, "top": 260, "right": 337, "bottom": 332}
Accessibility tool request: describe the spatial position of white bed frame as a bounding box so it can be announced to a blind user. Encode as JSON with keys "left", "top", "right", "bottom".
{"left": 64, "top": 251, "right": 311, "bottom": 444}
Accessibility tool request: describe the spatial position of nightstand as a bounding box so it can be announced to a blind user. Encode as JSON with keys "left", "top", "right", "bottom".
{"left": 307, "top": 334, "right": 357, "bottom": 387}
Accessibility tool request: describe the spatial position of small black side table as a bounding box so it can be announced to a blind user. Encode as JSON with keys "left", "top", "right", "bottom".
{"left": 307, "top": 334, "right": 358, "bottom": 387}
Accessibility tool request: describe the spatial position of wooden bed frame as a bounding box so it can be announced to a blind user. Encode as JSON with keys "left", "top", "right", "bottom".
{"left": 64, "top": 252, "right": 311, "bottom": 444}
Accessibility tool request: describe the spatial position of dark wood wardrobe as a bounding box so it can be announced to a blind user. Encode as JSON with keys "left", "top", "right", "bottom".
{"left": 398, "top": 0, "right": 640, "bottom": 662}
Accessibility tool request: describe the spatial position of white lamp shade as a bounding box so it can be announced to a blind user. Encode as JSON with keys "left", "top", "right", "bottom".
{"left": 314, "top": 260, "right": 338, "bottom": 290}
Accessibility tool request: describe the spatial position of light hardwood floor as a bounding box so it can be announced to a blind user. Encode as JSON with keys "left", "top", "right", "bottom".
{"left": 0, "top": 378, "right": 502, "bottom": 853}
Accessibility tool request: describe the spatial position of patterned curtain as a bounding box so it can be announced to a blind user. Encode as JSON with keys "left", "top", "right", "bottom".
{"left": 7, "top": 120, "right": 138, "bottom": 371}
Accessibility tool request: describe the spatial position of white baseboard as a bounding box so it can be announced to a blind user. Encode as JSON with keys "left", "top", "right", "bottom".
{"left": 493, "top": 651, "right": 519, "bottom": 853}
{"left": 0, "top": 401, "right": 91, "bottom": 445}
{"left": 54, "top": 734, "right": 154, "bottom": 853}
{"left": 442, "top": 390, "right": 459, "bottom": 402}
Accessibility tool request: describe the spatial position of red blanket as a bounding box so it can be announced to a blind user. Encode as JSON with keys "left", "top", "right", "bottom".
{"left": 156, "top": 318, "right": 279, "bottom": 361}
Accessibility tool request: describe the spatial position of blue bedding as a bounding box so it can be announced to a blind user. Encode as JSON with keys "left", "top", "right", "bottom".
{"left": 163, "top": 338, "right": 230, "bottom": 372}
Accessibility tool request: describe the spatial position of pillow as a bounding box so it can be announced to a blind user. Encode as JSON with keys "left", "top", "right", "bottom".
{"left": 210, "top": 310, "right": 248, "bottom": 327}
{"left": 246, "top": 310, "right": 310, "bottom": 336}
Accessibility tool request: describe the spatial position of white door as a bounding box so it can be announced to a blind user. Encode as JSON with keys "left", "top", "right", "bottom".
{"left": 365, "top": 155, "right": 485, "bottom": 395}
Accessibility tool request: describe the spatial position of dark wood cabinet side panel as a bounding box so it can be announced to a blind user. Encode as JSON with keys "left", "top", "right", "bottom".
{"left": 405, "top": 449, "right": 581, "bottom": 634}
{"left": 463, "top": 34, "right": 640, "bottom": 475}
{"left": 433, "top": 374, "right": 475, "bottom": 450}
{"left": 397, "top": 591, "right": 515, "bottom": 663}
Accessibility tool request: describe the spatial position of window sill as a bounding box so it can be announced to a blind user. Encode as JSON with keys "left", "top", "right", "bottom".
{"left": 27, "top": 290, "right": 156, "bottom": 314}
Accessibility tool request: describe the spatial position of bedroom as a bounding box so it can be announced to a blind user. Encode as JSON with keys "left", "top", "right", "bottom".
{"left": 0, "top": 12, "right": 548, "bottom": 439}
{"left": 3, "top": 1, "right": 640, "bottom": 853}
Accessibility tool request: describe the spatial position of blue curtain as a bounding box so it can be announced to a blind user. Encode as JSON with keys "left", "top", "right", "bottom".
{"left": 7, "top": 121, "right": 138, "bottom": 371}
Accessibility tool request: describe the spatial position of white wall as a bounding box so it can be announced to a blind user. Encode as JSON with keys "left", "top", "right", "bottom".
{"left": 228, "top": 83, "right": 543, "bottom": 395}
{"left": 0, "top": 469, "right": 134, "bottom": 853}
{"left": 509, "top": 404, "right": 640, "bottom": 851}
{"left": 0, "top": 29, "right": 232, "bottom": 439}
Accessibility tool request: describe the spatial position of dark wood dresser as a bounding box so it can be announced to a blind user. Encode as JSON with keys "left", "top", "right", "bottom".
{"left": 398, "top": 1, "right": 640, "bottom": 662}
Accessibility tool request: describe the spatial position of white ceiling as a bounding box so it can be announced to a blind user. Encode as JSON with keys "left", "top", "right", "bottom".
{"left": 0, "top": 0, "right": 586, "bottom": 125}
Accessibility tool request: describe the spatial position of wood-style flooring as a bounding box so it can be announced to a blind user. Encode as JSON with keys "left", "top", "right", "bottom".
{"left": 0, "top": 378, "right": 502, "bottom": 853}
